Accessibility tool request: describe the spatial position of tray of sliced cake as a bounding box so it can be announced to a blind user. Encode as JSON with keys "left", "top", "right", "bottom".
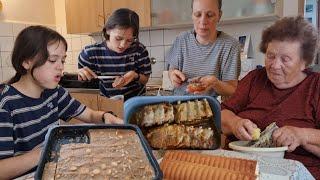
{"left": 124, "top": 96, "right": 221, "bottom": 150}
{"left": 35, "top": 124, "right": 162, "bottom": 180}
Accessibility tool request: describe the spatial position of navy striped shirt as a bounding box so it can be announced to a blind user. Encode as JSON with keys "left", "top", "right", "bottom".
{"left": 0, "top": 84, "right": 85, "bottom": 159}
{"left": 78, "top": 41, "right": 152, "bottom": 100}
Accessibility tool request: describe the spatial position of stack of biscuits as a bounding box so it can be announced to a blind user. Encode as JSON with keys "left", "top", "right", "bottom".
{"left": 160, "top": 151, "right": 259, "bottom": 180}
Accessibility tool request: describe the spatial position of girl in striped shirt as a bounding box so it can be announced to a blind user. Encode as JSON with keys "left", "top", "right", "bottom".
{"left": 78, "top": 8, "right": 152, "bottom": 100}
{"left": 0, "top": 25, "right": 123, "bottom": 179}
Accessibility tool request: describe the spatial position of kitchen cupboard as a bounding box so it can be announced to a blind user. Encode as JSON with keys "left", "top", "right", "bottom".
{"left": 65, "top": 0, "right": 104, "bottom": 34}
{"left": 65, "top": 0, "right": 151, "bottom": 34}
{"left": 103, "top": 0, "right": 151, "bottom": 28}
{"left": 66, "top": 92, "right": 124, "bottom": 124}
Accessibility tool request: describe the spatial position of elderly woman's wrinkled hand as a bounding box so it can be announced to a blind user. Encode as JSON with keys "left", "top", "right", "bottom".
{"left": 272, "top": 126, "right": 303, "bottom": 152}
{"left": 232, "top": 118, "right": 258, "bottom": 141}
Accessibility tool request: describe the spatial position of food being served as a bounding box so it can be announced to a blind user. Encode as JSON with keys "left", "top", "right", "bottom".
{"left": 249, "top": 122, "right": 279, "bottom": 147}
{"left": 131, "top": 98, "right": 217, "bottom": 149}
{"left": 42, "top": 129, "right": 154, "bottom": 180}
{"left": 187, "top": 82, "right": 206, "bottom": 93}
{"left": 147, "top": 124, "right": 214, "bottom": 149}
{"left": 160, "top": 151, "right": 258, "bottom": 180}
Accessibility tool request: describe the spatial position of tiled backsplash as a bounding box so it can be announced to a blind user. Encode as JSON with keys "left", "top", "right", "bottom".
{"left": 0, "top": 21, "right": 189, "bottom": 85}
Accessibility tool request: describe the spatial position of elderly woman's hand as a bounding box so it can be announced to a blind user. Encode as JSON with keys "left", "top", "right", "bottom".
{"left": 231, "top": 118, "right": 258, "bottom": 141}
{"left": 272, "top": 126, "right": 304, "bottom": 152}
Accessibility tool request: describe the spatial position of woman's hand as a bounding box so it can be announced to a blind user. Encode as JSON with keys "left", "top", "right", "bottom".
{"left": 273, "top": 126, "right": 304, "bottom": 152}
{"left": 78, "top": 67, "right": 98, "bottom": 81}
{"left": 112, "top": 71, "right": 138, "bottom": 88}
{"left": 231, "top": 118, "right": 258, "bottom": 141}
{"left": 187, "top": 75, "right": 218, "bottom": 94}
{"left": 168, "top": 69, "right": 186, "bottom": 87}
{"left": 103, "top": 112, "right": 124, "bottom": 124}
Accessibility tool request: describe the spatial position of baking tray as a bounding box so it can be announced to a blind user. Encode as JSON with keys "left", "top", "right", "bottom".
{"left": 35, "top": 124, "right": 163, "bottom": 180}
{"left": 124, "top": 96, "right": 221, "bottom": 150}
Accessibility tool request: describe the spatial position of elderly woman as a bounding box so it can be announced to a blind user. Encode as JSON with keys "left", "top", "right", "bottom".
{"left": 166, "top": 0, "right": 241, "bottom": 97}
{"left": 221, "top": 16, "right": 320, "bottom": 178}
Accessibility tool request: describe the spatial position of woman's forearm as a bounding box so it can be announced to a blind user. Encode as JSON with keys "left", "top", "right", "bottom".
{"left": 212, "top": 80, "right": 238, "bottom": 96}
{"left": 0, "top": 148, "right": 41, "bottom": 179}
{"left": 221, "top": 109, "right": 241, "bottom": 135}
{"left": 303, "top": 144, "right": 320, "bottom": 158}
{"left": 301, "top": 128, "right": 320, "bottom": 157}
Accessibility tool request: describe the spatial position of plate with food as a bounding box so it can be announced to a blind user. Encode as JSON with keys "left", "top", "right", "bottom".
{"left": 229, "top": 122, "right": 288, "bottom": 158}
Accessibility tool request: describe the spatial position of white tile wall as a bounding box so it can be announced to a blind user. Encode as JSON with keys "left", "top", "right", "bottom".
{"left": 1, "top": 52, "right": 12, "bottom": 67}
{"left": 0, "top": 37, "right": 14, "bottom": 52}
{"left": 2, "top": 67, "right": 16, "bottom": 82}
{"left": 0, "top": 23, "right": 13, "bottom": 36}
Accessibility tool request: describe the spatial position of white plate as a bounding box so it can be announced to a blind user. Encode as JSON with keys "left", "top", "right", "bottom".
{"left": 229, "top": 141, "right": 288, "bottom": 158}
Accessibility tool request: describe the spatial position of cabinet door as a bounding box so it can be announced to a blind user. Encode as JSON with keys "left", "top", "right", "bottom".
{"left": 65, "top": 0, "right": 105, "bottom": 34}
{"left": 104, "top": 0, "right": 151, "bottom": 28}
{"left": 66, "top": 92, "right": 99, "bottom": 124}
{"left": 97, "top": 95, "right": 124, "bottom": 119}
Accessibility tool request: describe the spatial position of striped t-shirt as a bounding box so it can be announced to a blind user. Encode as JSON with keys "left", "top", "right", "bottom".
{"left": 0, "top": 84, "right": 85, "bottom": 160}
{"left": 166, "top": 30, "right": 241, "bottom": 96}
{"left": 78, "top": 41, "right": 152, "bottom": 100}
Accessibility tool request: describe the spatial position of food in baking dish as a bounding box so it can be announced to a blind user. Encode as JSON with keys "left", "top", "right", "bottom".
{"left": 42, "top": 129, "right": 154, "bottom": 180}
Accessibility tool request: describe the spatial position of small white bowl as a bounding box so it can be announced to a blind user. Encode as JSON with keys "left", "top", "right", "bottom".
{"left": 229, "top": 141, "right": 288, "bottom": 158}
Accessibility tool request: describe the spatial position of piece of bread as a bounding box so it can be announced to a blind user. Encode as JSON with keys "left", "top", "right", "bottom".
{"left": 160, "top": 160, "right": 257, "bottom": 180}
{"left": 162, "top": 151, "right": 258, "bottom": 176}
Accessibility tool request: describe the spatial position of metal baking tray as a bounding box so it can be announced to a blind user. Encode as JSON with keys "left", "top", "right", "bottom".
{"left": 35, "top": 124, "right": 163, "bottom": 180}
{"left": 124, "top": 96, "right": 221, "bottom": 150}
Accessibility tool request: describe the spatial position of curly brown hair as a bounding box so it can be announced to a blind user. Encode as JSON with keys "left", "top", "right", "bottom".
{"left": 260, "top": 16, "right": 318, "bottom": 66}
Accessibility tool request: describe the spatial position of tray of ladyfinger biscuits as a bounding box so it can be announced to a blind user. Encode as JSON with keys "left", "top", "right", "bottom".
{"left": 160, "top": 151, "right": 259, "bottom": 180}
{"left": 124, "top": 96, "right": 221, "bottom": 150}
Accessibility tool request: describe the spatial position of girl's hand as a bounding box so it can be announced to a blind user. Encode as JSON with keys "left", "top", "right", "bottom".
{"left": 112, "top": 71, "right": 137, "bottom": 88}
{"left": 273, "top": 126, "right": 303, "bottom": 152}
{"left": 231, "top": 118, "right": 258, "bottom": 141}
{"left": 78, "top": 67, "right": 98, "bottom": 81}
{"left": 103, "top": 112, "right": 124, "bottom": 124}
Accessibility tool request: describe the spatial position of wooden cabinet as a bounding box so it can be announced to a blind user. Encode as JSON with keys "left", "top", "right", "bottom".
{"left": 65, "top": 0, "right": 105, "bottom": 34}
{"left": 65, "top": 0, "right": 151, "bottom": 34}
{"left": 66, "top": 92, "right": 124, "bottom": 124}
{"left": 103, "top": 0, "right": 151, "bottom": 28}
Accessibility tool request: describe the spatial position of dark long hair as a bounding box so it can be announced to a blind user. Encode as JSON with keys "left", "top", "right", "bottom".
{"left": 8, "top": 25, "right": 67, "bottom": 84}
{"left": 102, "top": 8, "right": 139, "bottom": 42}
